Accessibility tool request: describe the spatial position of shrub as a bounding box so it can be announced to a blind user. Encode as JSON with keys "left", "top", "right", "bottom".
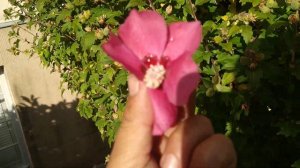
{"left": 4, "top": 0, "right": 300, "bottom": 167}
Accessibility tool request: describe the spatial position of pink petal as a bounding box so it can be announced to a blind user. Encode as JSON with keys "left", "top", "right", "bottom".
{"left": 163, "top": 52, "right": 200, "bottom": 106}
{"left": 102, "top": 34, "right": 144, "bottom": 79}
{"left": 163, "top": 21, "right": 202, "bottom": 61}
{"left": 119, "top": 10, "right": 168, "bottom": 60}
{"left": 148, "top": 89, "right": 177, "bottom": 135}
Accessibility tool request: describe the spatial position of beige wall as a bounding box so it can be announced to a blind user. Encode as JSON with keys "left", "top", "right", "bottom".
{"left": 0, "top": 0, "right": 13, "bottom": 23}
{"left": 0, "top": 27, "right": 74, "bottom": 106}
{"left": 0, "top": 26, "right": 108, "bottom": 167}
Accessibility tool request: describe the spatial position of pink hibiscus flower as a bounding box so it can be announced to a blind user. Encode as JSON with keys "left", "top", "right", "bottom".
{"left": 102, "top": 10, "right": 202, "bottom": 135}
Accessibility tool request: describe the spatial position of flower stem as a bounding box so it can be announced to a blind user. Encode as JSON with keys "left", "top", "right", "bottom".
{"left": 187, "top": 0, "right": 198, "bottom": 20}
{"left": 147, "top": 0, "right": 155, "bottom": 10}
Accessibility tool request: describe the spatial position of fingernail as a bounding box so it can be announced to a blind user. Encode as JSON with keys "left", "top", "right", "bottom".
{"left": 128, "top": 75, "right": 139, "bottom": 96}
{"left": 160, "top": 154, "right": 179, "bottom": 168}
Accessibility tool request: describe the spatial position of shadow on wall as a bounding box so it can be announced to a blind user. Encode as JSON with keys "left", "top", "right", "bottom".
{"left": 17, "top": 95, "right": 109, "bottom": 168}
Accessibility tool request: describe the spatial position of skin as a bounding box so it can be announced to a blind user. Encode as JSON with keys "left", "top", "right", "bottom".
{"left": 107, "top": 75, "right": 237, "bottom": 168}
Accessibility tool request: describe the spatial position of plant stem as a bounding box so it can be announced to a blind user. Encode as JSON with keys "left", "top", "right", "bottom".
{"left": 147, "top": 0, "right": 155, "bottom": 10}
{"left": 187, "top": 0, "right": 198, "bottom": 20}
{"left": 16, "top": 24, "right": 36, "bottom": 36}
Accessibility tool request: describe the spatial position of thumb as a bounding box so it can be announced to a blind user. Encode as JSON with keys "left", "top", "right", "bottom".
{"left": 107, "top": 75, "right": 154, "bottom": 167}
{"left": 123, "top": 74, "right": 153, "bottom": 127}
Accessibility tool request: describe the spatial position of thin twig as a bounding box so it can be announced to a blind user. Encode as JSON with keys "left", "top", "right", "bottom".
{"left": 16, "top": 24, "right": 36, "bottom": 36}
{"left": 64, "top": 34, "right": 76, "bottom": 41}
{"left": 147, "top": 0, "right": 155, "bottom": 10}
{"left": 187, "top": 0, "right": 198, "bottom": 20}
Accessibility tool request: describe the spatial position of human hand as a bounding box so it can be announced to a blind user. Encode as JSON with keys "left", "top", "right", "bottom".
{"left": 107, "top": 75, "right": 237, "bottom": 168}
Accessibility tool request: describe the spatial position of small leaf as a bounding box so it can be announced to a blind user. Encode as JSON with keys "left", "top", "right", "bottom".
{"left": 71, "top": 42, "right": 79, "bottom": 54}
{"left": 114, "top": 70, "right": 127, "bottom": 86}
{"left": 195, "top": 0, "right": 209, "bottom": 6}
{"left": 252, "top": 0, "right": 261, "bottom": 6}
{"left": 126, "top": 0, "right": 146, "bottom": 8}
{"left": 206, "top": 87, "right": 215, "bottom": 97}
{"left": 240, "top": 25, "right": 253, "bottom": 43}
{"left": 236, "top": 75, "right": 248, "bottom": 83}
{"left": 214, "top": 36, "right": 223, "bottom": 44}
{"left": 215, "top": 84, "right": 232, "bottom": 92}
{"left": 259, "top": 5, "right": 271, "bottom": 13}
{"left": 222, "top": 72, "right": 235, "bottom": 85}
{"left": 220, "top": 42, "right": 233, "bottom": 52}
{"left": 229, "top": 25, "right": 240, "bottom": 37}
{"left": 291, "top": 0, "right": 300, "bottom": 10}
{"left": 177, "top": 0, "right": 185, "bottom": 6}
{"left": 81, "top": 32, "right": 96, "bottom": 50}
{"left": 217, "top": 54, "right": 240, "bottom": 70}
{"left": 183, "top": 2, "right": 193, "bottom": 17}
{"left": 202, "top": 21, "right": 217, "bottom": 36}
{"left": 107, "top": 68, "right": 115, "bottom": 80}
{"left": 80, "top": 83, "right": 89, "bottom": 93}
{"left": 36, "top": 0, "right": 45, "bottom": 12}
{"left": 202, "top": 66, "right": 215, "bottom": 75}
{"left": 266, "top": 0, "right": 278, "bottom": 8}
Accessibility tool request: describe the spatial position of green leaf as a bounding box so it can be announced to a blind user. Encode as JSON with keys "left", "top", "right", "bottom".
{"left": 202, "top": 77, "right": 212, "bottom": 88}
{"left": 126, "top": 0, "right": 147, "bottom": 8}
{"left": 225, "top": 122, "right": 232, "bottom": 136}
{"left": 260, "top": 5, "right": 271, "bottom": 13}
{"left": 202, "top": 66, "right": 215, "bottom": 75}
{"left": 229, "top": 25, "right": 240, "bottom": 37}
{"left": 183, "top": 2, "right": 193, "bottom": 17}
{"left": 202, "top": 20, "right": 217, "bottom": 36}
{"left": 217, "top": 54, "right": 240, "bottom": 70}
{"left": 205, "top": 87, "right": 215, "bottom": 97}
{"left": 107, "top": 68, "right": 115, "bottom": 80}
{"left": 215, "top": 84, "right": 232, "bottom": 92}
{"left": 56, "top": 9, "right": 71, "bottom": 24}
{"left": 240, "top": 25, "right": 253, "bottom": 43}
{"left": 266, "top": 0, "right": 278, "bottom": 8}
{"left": 236, "top": 75, "right": 247, "bottom": 83}
{"left": 240, "top": 0, "right": 260, "bottom": 6}
{"left": 220, "top": 42, "right": 233, "bottom": 52}
{"left": 81, "top": 32, "right": 96, "bottom": 50}
{"left": 177, "top": 0, "right": 185, "bottom": 6}
{"left": 214, "top": 36, "right": 223, "bottom": 44}
{"left": 290, "top": 0, "right": 300, "bottom": 10}
{"left": 80, "top": 83, "right": 89, "bottom": 93}
{"left": 114, "top": 70, "right": 127, "bottom": 86}
{"left": 71, "top": 42, "right": 79, "bottom": 55}
{"left": 195, "top": 0, "right": 209, "bottom": 6}
{"left": 36, "top": 0, "right": 45, "bottom": 12}
{"left": 62, "top": 22, "right": 72, "bottom": 32}
{"left": 222, "top": 72, "right": 235, "bottom": 85}
{"left": 208, "top": 5, "right": 217, "bottom": 12}
{"left": 91, "top": 45, "right": 102, "bottom": 53}
{"left": 252, "top": 0, "right": 261, "bottom": 6}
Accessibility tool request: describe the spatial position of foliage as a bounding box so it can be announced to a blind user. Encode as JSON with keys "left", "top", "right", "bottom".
{"left": 4, "top": 0, "right": 300, "bottom": 167}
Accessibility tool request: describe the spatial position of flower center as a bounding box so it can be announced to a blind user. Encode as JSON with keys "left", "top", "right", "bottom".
{"left": 143, "top": 55, "right": 169, "bottom": 89}
{"left": 144, "top": 64, "right": 166, "bottom": 89}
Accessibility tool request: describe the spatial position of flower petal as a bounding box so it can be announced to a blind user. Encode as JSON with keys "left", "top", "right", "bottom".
{"left": 102, "top": 34, "right": 144, "bottom": 79}
{"left": 164, "top": 21, "right": 202, "bottom": 61}
{"left": 163, "top": 52, "right": 200, "bottom": 106}
{"left": 119, "top": 10, "right": 168, "bottom": 59}
{"left": 148, "top": 89, "right": 177, "bottom": 135}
